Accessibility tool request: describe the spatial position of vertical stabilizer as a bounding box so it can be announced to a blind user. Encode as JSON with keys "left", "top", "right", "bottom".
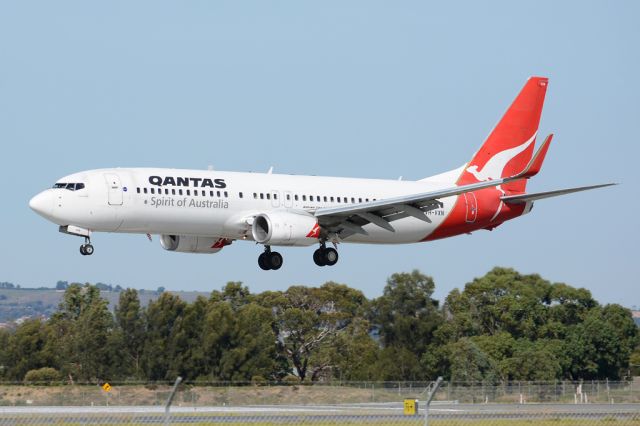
{"left": 458, "top": 77, "right": 549, "bottom": 193}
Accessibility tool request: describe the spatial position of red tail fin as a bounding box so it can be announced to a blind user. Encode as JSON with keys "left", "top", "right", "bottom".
{"left": 458, "top": 76, "right": 549, "bottom": 193}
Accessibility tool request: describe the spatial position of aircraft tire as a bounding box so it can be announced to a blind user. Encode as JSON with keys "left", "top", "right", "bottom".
{"left": 258, "top": 252, "right": 271, "bottom": 270}
{"left": 323, "top": 248, "right": 338, "bottom": 266}
{"left": 313, "top": 249, "right": 326, "bottom": 266}
{"left": 269, "top": 252, "right": 283, "bottom": 270}
{"left": 83, "top": 244, "right": 94, "bottom": 256}
{"left": 80, "top": 245, "right": 87, "bottom": 256}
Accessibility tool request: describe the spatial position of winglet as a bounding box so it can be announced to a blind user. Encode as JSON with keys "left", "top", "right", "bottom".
{"left": 515, "top": 133, "right": 553, "bottom": 179}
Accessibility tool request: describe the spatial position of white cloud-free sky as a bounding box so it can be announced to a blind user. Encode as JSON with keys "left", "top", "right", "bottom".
{"left": 1, "top": 1, "right": 637, "bottom": 306}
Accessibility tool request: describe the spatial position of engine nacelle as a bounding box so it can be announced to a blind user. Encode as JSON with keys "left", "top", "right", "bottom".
{"left": 251, "top": 211, "right": 319, "bottom": 246}
{"left": 160, "top": 235, "right": 230, "bottom": 254}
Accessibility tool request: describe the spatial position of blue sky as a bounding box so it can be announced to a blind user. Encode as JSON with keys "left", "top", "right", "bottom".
{"left": 1, "top": 1, "right": 638, "bottom": 307}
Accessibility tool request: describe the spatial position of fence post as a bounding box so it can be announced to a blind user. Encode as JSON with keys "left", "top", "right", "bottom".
{"left": 164, "top": 377, "right": 183, "bottom": 426}
{"left": 424, "top": 377, "right": 443, "bottom": 426}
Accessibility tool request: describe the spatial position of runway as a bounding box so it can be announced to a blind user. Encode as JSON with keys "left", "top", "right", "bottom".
{"left": 0, "top": 402, "right": 638, "bottom": 423}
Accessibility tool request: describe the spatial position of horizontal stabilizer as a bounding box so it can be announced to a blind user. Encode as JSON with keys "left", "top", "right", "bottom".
{"left": 501, "top": 183, "right": 617, "bottom": 204}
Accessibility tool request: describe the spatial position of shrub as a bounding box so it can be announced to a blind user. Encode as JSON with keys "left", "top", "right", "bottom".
{"left": 24, "top": 368, "right": 61, "bottom": 384}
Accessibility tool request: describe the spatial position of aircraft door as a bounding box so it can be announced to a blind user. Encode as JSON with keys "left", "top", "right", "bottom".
{"left": 104, "top": 173, "right": 123, "bottom": 206}
{"left": 284, "top": 191, "right": 293, "bottom": 208}
{"left": 463, "top": 192, "right": 478, "bottom": 223}
{"left": 271, "top": 190, "right": 281, "bottom": 208}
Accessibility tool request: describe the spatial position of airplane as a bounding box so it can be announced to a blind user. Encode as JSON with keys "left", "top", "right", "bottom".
{"left": 29, "top": 76, "right": 614, "bottom": 270}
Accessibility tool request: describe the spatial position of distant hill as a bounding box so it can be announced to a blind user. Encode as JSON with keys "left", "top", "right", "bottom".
{"left": 0, "top": 288, "right": 211, "bottom": 324}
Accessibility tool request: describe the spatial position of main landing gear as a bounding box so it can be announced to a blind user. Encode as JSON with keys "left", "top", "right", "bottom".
{"left": 79, "top": 237, "right": 94, "bottom": 256}
{"left": 258, "top": 246, "right": 283, "bottom": 270}
{"left": 313, "top": 244, "right": 338, "bottom": 267}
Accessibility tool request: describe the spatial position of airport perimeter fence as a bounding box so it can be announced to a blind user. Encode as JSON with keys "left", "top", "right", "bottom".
{"left": 0, "top": 379, "right": 638, "bottom": 425}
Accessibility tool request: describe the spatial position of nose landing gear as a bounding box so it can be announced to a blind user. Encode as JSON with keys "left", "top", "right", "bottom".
{"left": 313, "top": 243, "right": 338, "bottom": 267}
{"left": 258, "top": 246, "right": 283, "bottom": 270}
{"left": 80, "top": 237, "right": 94, "bottom": 256}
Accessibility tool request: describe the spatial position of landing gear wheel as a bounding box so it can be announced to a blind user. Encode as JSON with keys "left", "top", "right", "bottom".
{"left": 258, "top": 252, "right": 270, "bottom": 270}
{"left": 313, "top": 249, "right": 326, "bottom": 266}
{"left": 323, "top": 247, "right": 338, "bottom": 266}
{"left": 269, "top": 252, "right": 283, "bottom": 270}
{"left": 80, "top": 244, "right": 94, "bottom": 256}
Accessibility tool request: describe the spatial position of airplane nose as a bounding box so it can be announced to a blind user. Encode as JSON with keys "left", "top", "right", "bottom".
{"left": 29, "top": 191, "right": 54, "bottom": 218}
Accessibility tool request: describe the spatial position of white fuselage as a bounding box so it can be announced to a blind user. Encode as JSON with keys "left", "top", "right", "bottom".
{"left": 30, "top": 167, "right": 461, "bottom": 245}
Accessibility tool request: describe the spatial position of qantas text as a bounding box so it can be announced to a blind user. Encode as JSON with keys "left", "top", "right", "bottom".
{"left": 148, "top": 176, "right": 226, "bottom": 188}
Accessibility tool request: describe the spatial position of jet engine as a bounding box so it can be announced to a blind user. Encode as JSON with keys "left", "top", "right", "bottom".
{"left": 160, "top": 235, "right": 230, "bottom": 254}
{"left": 251, "top": 211, "right": 319, "bottom": 246}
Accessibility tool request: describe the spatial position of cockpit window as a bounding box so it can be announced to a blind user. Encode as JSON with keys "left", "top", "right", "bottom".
{"left": 52, "top": 182, "right": 85, "bottom": 191}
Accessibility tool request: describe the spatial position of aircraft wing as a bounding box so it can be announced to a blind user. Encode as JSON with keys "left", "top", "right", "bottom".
{"left": 313, "top": 135, "right": 552, "bottom": 237}
{"left": 314, "top": 176, "right": 524, "bottom": 236}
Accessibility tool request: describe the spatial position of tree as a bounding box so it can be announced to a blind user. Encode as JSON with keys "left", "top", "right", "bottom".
{"left": 5, "top": 319, "right": 51, "bottom": 381}
{"left": 442, "top": 267, "right": 553, "bottom": 339}
{"left": 372, "top": 270, "right": 443, "bottom": 362}
{"left": 259, "top": 283, "right": 367, "bottom": 381}
{"left": 114, "top": 289, "right": 146, "bottom": 379}
{"left": 47, "top": 284, "right": 115, "bottom": 381}
{"left": 213, "top": 302, "right": 279, "bottom": 381}
{"left": 447, "top": 337, "right": 498, "bottom": 383}
{"left": 564, "top": 305, "right": 638, "bottom": 379}
{"left": 167, "top": 296, "right": 209, "bottom": 380}
{"left": 55, "top": 281, "right": 68, "bottom": 290}
{"left": 310, "top": 317, "right": 381, "bottom": 381}
{"left": 141, "top": 292, "right": 186, "bottom": 380}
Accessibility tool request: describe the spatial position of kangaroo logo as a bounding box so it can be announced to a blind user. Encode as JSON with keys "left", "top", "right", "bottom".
{"left": 466, "top": 132, "right": 537, "bottom": 181}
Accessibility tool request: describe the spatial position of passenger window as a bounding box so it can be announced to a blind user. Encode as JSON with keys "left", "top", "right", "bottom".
{"left": 286, "top": 194, "right": 290, "bottom": 200}
{"left": 366, "top": 198, "right": 369, "bottom": 202}
{"left": 274, "top": 193, "right": 278, "bottom": 200}
{"left": 224, "top": 191, "right": 228, "bottom": 198}
{"left": 239, "top": 192, "right": 243, "bottom": 198}
{"left": 210, "top": 191, "right": 214, "bottom": 197}
{"left": 217, "top": 191, "right": 221, "bottom": 197}
{"left": 344, "top": 198, "right": 348, "bottom": 203}
{"left": 359, "top": 198, "right": 362, "bottom": 203}
{"left": 309, "top": 195, "right": 314, "bottom": 202}
{"left": 179, "top": 189, "right": 183, "bottom": 195}
{"left": 150, "top": 188, "right": 155, "bottom": 194}
{"left": 330, "top": 197, "right": 334, "bottom": 202}
{"left": 172, "top": 189, "right": 176, "bottom": 195}
{"left": 164, "top": 189, "right": 168, "bottom": 195}
{"left": 337, "top": 197, "right": 341, "bottom": 202}
{"left": 324, "top": 196, "right": 328, "bottom": 202}
{"left": 186, "top": 190, "right": 191, "bottom": 196}
{"left": 302, "top": 195, "right": 307, "bottom": 201}
{"left": 144, "top": 188, "right": 148, "bottom": 194}
{"left": 137, "top": 188, "right": 141, "bottom": 194}
{"left": 266, "top": 193, "right": 271, "bottom": 200}
{"left": 351, "top": 197, "right": 355, "bottom": 203}
{"left": 253, "top": 193, "right": 257, "bottom": 199}
{"left": 260, "top": 193, "right": 264, "bottom": 199}
{"left": 294, "top": 195, "right": 299, "bottom": 201}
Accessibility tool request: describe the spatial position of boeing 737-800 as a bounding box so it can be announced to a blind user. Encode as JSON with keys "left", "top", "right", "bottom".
{"left": 29, "top": 77, "right": 613, "bottom": 270}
